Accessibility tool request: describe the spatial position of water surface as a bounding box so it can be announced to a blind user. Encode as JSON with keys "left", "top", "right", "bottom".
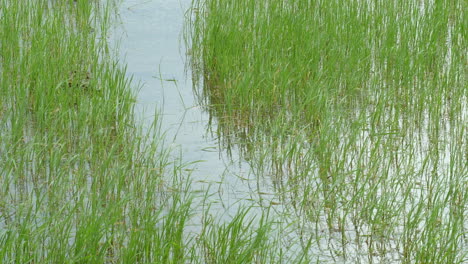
{"left": 112, "top": 0, "right": 277, "bottom": 221}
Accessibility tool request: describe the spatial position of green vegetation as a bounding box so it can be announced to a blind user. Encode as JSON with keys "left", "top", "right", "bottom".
{"left": 1, "top": 0, "right": 465, "bottom": 262}
{"left": 187, "top": 0, "right": 467, "bottom": 262}
{"left": 0, "top": 0, "right": 290, "bottom": 263}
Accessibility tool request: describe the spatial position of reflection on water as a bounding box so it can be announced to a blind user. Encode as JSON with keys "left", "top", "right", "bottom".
{"left": 187, "top": 0, "right": 467, "bottom": 262}
{"left": 111, "top": 0, "right": 468, "bottom": 262}
{"left": 112, "top": 0, "right": 279, "bottom": 222}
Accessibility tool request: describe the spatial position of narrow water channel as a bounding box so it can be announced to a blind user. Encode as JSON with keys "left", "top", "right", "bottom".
{"left": 111, "top": 0, "right": 279, "bottom": 222}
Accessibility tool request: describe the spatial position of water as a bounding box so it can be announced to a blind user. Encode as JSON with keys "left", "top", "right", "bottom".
{"left": 111, "top": 0, "right": 278, "bottom": 222}
{"left": 110, "top": 1, "right": 468, "bottom": 262}
{"left": 110, "top": 1, "right": 359, "bottom": 262}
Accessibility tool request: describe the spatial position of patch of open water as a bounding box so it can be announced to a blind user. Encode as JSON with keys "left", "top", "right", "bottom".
{"left": 110, "top": 0, "right": 280, "bottom": 223}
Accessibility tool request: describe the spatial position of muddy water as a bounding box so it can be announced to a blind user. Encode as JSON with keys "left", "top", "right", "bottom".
{"left": 111, "top": 0, "right": 278, "bottom": 221}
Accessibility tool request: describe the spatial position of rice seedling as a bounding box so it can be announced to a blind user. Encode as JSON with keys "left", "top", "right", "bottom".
{"left": 0, "top": 0, "right": 297, "bottom": 263}
{"left": 187, "top": 0, "right": 467, "bottom": 262}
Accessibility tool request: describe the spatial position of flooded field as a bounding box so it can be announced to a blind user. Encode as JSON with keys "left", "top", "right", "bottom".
{"left": 186, "top": 0, "right": 467, "bottom": 262}
{"left": 1, "top": 0, "right": 466, "bottom": 263}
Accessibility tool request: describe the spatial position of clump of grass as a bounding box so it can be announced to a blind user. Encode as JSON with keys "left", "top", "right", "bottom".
{"left": 197, "top": 207, "right": 275, "bottom": 263}
{"left": 187, "top": 0, "right": 467, "bottom": 262}
{"left": 0, "top": 1, "right": 174, "bottom": 261}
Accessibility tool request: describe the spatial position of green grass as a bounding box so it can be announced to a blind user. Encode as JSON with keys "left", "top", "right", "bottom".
{"left": 0, "top": 0, "right": 296, "bottom": 263}
{"left": 187, "top": 0, "right": 467, "bottom": 262}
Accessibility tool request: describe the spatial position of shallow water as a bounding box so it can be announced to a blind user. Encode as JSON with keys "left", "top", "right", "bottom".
{"left": 110, "top": 1, "right": 467, "bottom": 262}
{"left": 111, "top": 0, "right": 278, "bottom": 221}
{"left": 108, "top": 5, "right": 312, "bottom": 262}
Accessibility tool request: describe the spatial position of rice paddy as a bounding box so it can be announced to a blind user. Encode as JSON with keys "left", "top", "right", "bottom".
{"left": 0, "top": 0, "right": 286, "bottom": 262}
{"left": 187, "top": 0, "right": 467, "bottom": 262}
{"left": 1, "top": 0, "right": 466, "bottom": 263}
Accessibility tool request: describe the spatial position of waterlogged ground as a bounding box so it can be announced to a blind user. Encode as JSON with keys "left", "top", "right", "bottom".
{"left": 1, "top": 1, "right": 292, "bottom": 263}
{"left": 112, "top": 0, "right": 314, "bottom": 261}
{"left": 1, "top": 0, "right": 465, "bottom": 263}
{"left": 185, "top": 0, "right": 467, "bottom": 262}
{"left": 115, "top": 0, "right": 467, "bottom": 263}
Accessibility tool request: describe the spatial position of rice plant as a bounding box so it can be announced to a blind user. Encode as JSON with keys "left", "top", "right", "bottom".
{"left": 187, "top": 0, "right": 467, "bottom": 262}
